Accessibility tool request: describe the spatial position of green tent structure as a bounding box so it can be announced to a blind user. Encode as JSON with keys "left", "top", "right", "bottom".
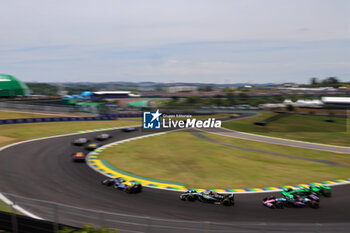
{"left": 0, "top": 74, "right": 31, "bottom": 97}
{"left": 128, "top": 100, "right": 149, "bottom": 107}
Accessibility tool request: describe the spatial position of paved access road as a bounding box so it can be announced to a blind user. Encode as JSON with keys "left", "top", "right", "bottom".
{"left": 0, "top": 116, "right": 349, "bottom": 232}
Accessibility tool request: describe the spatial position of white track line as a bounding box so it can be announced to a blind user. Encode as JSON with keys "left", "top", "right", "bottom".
{"left": 0, "top": 193, "right": 42, "bottom": 219}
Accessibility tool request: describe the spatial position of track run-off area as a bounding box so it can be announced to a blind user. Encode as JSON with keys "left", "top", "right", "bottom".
{"left": 0, "top": 115, "right": 350, "bottom": 232}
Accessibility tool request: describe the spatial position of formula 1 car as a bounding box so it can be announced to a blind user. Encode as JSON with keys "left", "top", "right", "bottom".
{"left": 285, "top": 196, "right": 319, "bottom": 209}
{"left": 72, "top": 138, "right": 90, "bottom": 146}
{"left": 72, "top": 152, "right": 86, "bottom": 162}
{"left": 95, "top": 133, "right": 112, "bottom": 141}
{"left": 282, "top": 185, "right": 331, "bottom": 198}
{"left": 309, "top": 185, "right": 332, "bottom": 197}
{"left": 263, "top": 195, "right": 319, "bottom": 209}
{"left": 122, "top": 127, "right": 137, "bottom": 132}
{"left": 86, "top": 143, "right": 101, "bottom": 151}
{"left": 282, "top": 188, "right": 309, "bottom": 199}
{"left": 180, "top": 191, "right": 235, "bottom": 206}
{"left": 263, "top": 196, "right": 287, "bottom": 208}
{"left": 179, "top": 190, "right": 202, "bottom": 201}
{"left": 102, "top": 177, "right": 142, "bottom": 193}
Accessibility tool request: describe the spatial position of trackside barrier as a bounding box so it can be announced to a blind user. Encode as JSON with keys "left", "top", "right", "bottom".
{"left": 0, "top": 192, "right": 350, "bottom": 233}
{"left": 0, "top": 116, "right": 117, "bottom": 125}
{"left": 0, "top": 211, "right": 80, "bottom": 233}
{"left": 0, "top": 102, "right": 78, "bottom": 114}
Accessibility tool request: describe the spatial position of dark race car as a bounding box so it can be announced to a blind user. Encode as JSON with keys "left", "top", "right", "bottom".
{"left": 102, "top": 177, "right": 142, "bottom": 193}
{"left": 180, "top": 191, "right": 235, "bottom": 206}
{"left": 122, "top": 127, "right": 137, "bottom": 132}
{"left": 263, "top": 194, "right": 319, "bottom": 209}
{"left": 179, "top": 190, "right": 202, "bottom": 201}
{"left": 86, "top": 143, "right": 101, "bottom": 151}
{"left": 309, "top": 185, "right": 332, "bottom": 197}
{"left": 72, "top": 138, "right": 90, "bottom": 146}
{"left": 285, "top": 196, "right": 319, "bottom": 209}
{"left": 263, "top": 196, "right": 287, "bottom": 208}
{"left": 95, "top": 133, "right": 112, "bottom": 141}
{"left": 72, "top": 152, "right": 86, "bottom": 162}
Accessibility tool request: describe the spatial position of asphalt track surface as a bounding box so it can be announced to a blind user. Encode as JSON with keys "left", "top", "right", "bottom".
{"left": 0, "top": 118, "right": 350, "bottom": 232}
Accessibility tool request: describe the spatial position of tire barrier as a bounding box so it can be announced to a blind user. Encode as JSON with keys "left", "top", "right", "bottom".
{"left": 0, "top": 211, "right": 80, "bottom": 233}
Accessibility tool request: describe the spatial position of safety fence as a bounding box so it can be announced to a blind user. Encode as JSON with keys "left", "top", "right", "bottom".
{"left": 0, "top": 102, "right": 79, "bottom": 114}
{"left": 0, "top": 211, "right": 80, "bottom": 233}
{"left": 1, "top": 192, "right": 349, "bottom": 233}
{"left": 0, "top": 116, "right": 117, "bottom": 125}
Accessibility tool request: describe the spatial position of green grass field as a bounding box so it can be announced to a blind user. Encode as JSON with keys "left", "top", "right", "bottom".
{"left": 99, "top": 130, "right": 350, "bottom": 189}
{"left": 0, "top": 201, "right": 12, "bottom": 212}
{"left": 203, "top": 132, "right": 350, "bottom": 165}
{"left": 0, "top": 120, "right": 138, "bottom": 148}
{"left": 223, "top": 112, "right": 350, "bottom": 147}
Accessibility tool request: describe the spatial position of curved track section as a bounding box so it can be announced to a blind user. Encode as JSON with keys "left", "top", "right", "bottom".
{"left": 0, "top": 125, "right": 350, "bottom": 231}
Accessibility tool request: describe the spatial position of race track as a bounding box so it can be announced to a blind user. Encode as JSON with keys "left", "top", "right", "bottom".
{"left": 0, "top": 123, "right": 350, "bottom": 232}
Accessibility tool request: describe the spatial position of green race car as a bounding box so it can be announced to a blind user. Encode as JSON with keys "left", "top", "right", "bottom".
{"left": 309, "top": 184, "right": 332, "bottom": 197}
{"left": 282, "top": 185, "right": 331, "bottom": 198}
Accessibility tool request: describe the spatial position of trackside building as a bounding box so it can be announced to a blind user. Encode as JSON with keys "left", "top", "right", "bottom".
{"left": 322, "top": 97, "right": 350, "bottom": 109}
{"left": 0, "top": 74, "right": 31, "bottom": 97}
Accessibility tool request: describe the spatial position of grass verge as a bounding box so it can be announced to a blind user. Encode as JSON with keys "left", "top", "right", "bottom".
{"left": 0, "top": 200, "right": 12, "bottom": 212}
{"left": 223, "top": 112, "right": 350, "bottom": 147}
{"left": 99, "top": 130, "right": 350, "bottom": 189}
{"left": 0, "top": 120, "right": 138, "bottom": 148}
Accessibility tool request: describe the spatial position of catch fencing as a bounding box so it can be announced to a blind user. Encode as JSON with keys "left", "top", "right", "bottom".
{"left": 1, "top": 192, "right": 349, "bottom": 233}
{"left": 0, "top": 102, "right": 80, "bottom": 114}
{"left": 0, "top": 116, "right": 117, "bottom": 125}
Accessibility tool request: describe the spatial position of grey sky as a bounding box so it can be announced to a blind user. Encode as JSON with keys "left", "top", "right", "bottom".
{"left": 0, "top": 0, "right": 349, "bottom": 83}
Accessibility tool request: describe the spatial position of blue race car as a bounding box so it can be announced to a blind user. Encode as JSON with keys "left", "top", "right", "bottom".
{"left": 102, "top": 177, "right": 142, "bottom": 193}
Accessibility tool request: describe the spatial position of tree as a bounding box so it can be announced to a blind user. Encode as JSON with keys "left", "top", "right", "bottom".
{"left": 310, "top": 77, "right": 318, "bottom": 85}
{"left": 185, "top": 96, "right": 200, "bottom": 104}
{"left": 226, "top": 92, "right": 236, "bottom": 105}
{"left": 26, "top": 83, "right": 59, "bottom": 96}
{"left": 286, "top": 104, "right": 294, "bottom": 111}
{"left": 213, "top": 98, "right": 224, "bottom": 106}
{"left": 199, "top": 85, "right": 213, "bottom": 91}
{"left": 322, "top": 77, "right": 339, "bottom": 85}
